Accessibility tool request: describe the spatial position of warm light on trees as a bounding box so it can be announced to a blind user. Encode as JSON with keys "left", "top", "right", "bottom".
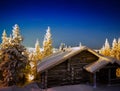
{"left": 0, "top": 24, "right": 55, "bottom": 86}
{"left": 35, "top": 39, "right": 42, "bottom": 60}
{"left": 28, "top": 53, "right": 36, "bottom": 82}
{"left": 0, "top": 24, "right": 29, "bottom": 86}
{"left": 99, "top": 38, "right": 110, "bottom": 56}
{"left": 1, "top": 30, "right": 9, "bottom": 48}
{"left": 12, "top": 24, "right": 23, "bottom": 44}
{"left": 43, "top": 26, "right": 53, "bottom": 58}
{"left": 116, "top": 38, "right": 120, "bottom": 60}
{"left": 99, "top": 38, "right": 120, "bottom": 60}
{"left": 111, "top": 38, "right": 118, "bottom": 58}
{"left": 2, "top": 30, "right": 7, "bottom": 43}
{"left": 99, "top": 45, "right": 105, "bottom": 54}
{"left": 27, "top": 39, "right": 42, "bottom": 81}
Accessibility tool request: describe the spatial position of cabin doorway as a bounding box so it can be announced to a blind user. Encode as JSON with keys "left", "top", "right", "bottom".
{"left": 96, "top": 68, "right": 109, "bottom": 84}
{"left": 96, "top": 63, "right": 120, "bottom": 85}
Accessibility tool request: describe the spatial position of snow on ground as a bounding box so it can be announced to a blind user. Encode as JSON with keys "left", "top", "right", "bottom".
{"left": 0, "top": 82, "right": 41, "bottom": 91}
{"left": 0, "top": 83, "right": 120, "bottom": 91}
{"left": 45, "top": 84, "right": 120, "bottom": 91}
{"left": 45, "top": 84, "right": 93, "bottom": 91}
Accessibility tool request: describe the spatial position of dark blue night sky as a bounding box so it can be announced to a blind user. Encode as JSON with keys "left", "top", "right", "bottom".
{"left": 0, "top": 0, "right": 120, "bottom": 48}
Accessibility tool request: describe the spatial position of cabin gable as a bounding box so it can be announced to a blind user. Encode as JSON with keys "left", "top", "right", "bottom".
{"left": 70, "top": 50, "right": 99, "bottom": 63}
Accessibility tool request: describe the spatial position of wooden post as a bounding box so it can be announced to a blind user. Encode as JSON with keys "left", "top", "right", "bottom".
{"left": 108, "top": 69, "right": 111, "bottom": 86}
{"left": 93, "top": 72, "right": 96, "bottom": 88}
{"left": 71, "top": 67, "right": 74, "bottom": 84}
{"left": 67, "top": 59, "right": 71, "bottom": 72}
{"left": 45, "top": 70, "right": 48, "bottom": 89}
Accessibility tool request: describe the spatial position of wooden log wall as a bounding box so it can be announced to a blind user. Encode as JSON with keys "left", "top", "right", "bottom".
{"left": 40, "top": 50, "right": 99, "bottom": 88}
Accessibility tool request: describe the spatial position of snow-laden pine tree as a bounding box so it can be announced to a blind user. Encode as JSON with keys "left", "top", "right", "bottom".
{"left": 8, "top": 34, "right": 13, "bottom": 45}
{"left": 116, "top": 38, "right": 120, "bottom": 60}
{"left": 35, "top": 39, "right": 42, "bottom": 60}
{"left": 111, "top": 38, "right": 118, "bottom": 58}
{"left": 99, "top": 45, "right": 105, "bottom": 54}
{"left": 2, "top": 30, "right": 7, "bottom": 43}
{"left": 43, "top": 26, "right": 53, "bottom": 58}
{"left": 59, "top": 43, "right": 65, "bottom": 51}
{"left": 28, "top": 52, "right": 37, "bottom": 81}
{"left": 12, "top": 24, "right": 23, "bottom": 44}
{"left": 79, "top": 42, "right": 82, "bottom": 48}
{"left": 99, "top": 39, "right": 111, "bottom": 56}
{"left": 1, "top": 30, "right": 9, "bottom": 48}
{"left": 0, "top": 24, "right": 29, "bottom": 86}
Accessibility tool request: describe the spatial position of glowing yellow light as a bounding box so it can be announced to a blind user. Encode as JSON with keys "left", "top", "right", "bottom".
{"left": 28, "top": 74, "right": 34, "bottom": 81}
{"left": 30, "top": 62, "right": 34, "bottom": 68}
{"left": 116, "top": 68, "right": 120, "bottom": 77}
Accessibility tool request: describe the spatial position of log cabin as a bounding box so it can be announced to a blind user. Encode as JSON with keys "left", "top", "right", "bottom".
{"left": 37, "top": 46, "right": 120, "bottom": 88}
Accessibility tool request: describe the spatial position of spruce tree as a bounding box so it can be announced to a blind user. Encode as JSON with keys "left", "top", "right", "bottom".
{"left": 1, "top": 30, "right": 9, "bottom": 48}
{"left": 100, "top": 38, "right": 110, "bottom": 56}
{"left": 116, "top": 38, "right": 120, "bottom": 60}
{"left": 0, "top": 24, "right": 29, "bottom": 86}
{"left": 43, "top": 26, "right": 53, "bottom": 58}
{"left": 35, "top": 39, "right": 42, "bottom": 60}
{"left": 12, "top": 24, "right": 22, "bottom": 44}
{"left": 111, "top": 38, "right": 118, "bottom": 58}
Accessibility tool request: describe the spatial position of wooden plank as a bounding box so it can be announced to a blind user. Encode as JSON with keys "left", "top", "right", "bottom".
{"left": 71, "top": 67, "right": 74, "bottom": 84}
{"left": 45, "top": 70, "right": 48, "bottom": 88}
{"left": 67, "top": 59, "right": 71, "bottom": 72}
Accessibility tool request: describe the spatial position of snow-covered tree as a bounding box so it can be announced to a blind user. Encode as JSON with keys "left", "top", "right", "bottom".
{"left": 43, "top": 26, "right": 53, "bottom": 58}
{"left": 28, "top": 52, "right": 37, "bottom": 81}
{"left": 2, "top": 30, "right": 7, "bottom": 43}
{"left": 104, "top": 38, "right": 111, "bottom": 56}
{"left": 59, "top": 43, "right": 65, "bottom": 51}
{"left": 99, "top": 45, "right": 105, "bottom": 54}
{"left": 28, "top": 40, "right": 42, "bottom": 81}
{"left": 0, "top": 44, "right": 29, "bottom": 86}
{"left": 0, "top": 25, "right": 29, "bottom": 86}
{"left": 12, "top": 24, "right": 23, "bottom": 44}
{"left": 116, "top": 38, "right": 120, "bottom": 60}
{"left": 1, "top": 30, "right": 9, "bottom": 48}
{"left": 99, "top": 39, "right": 111, "bottom": 56}
{"left": 111, "top": 38, "right": 118, "bottom": 58}
{"left": 34, "top": 39, "right": 42, "bottom": 60}
{"left": 79, "top": 42, "right": 82, "bottom": 48}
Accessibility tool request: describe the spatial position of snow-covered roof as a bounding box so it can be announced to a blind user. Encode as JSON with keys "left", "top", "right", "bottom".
{"left": 84, "top": 57, "right": 120, "bottom": 73}
{"left": 37, "top": 46, "right": 120, "bottom": 73}
{"left": 37, "top": 46, "right": 86, "bottom": 72}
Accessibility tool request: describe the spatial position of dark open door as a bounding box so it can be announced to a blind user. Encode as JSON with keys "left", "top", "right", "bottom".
{"left": 96, "top": 63, "right": 120, "bottom": 85}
